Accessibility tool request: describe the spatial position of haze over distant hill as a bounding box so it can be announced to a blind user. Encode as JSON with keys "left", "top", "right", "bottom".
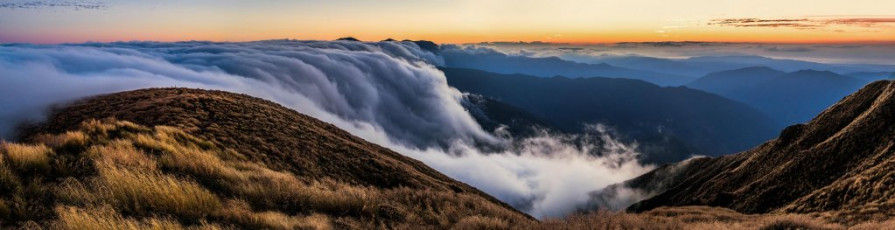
{"left": 442, "top": 67, "right": 779, "bottom": 162}
{"left": 518, "top": 51, "right": 895, "bottom": 78}
{"left": 438, "top": 47, "right": 695, "bottom": 86}
{"left": 687, "top": 67, "right": 867, "bottom": 126}
{"left": 625, "top": 80, "right": 895, "bottom": 223}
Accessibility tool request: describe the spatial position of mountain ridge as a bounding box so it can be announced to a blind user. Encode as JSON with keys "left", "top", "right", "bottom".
{"left": 626, "top": 80, "right": 895, "bottom": 223}
{"left": 7, "top": 88, "right": 533, "bottom": 229}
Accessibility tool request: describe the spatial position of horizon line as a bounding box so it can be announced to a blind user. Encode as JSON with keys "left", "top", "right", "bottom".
{"left": 4, "top": 38, "right": 895, "bottom": 46}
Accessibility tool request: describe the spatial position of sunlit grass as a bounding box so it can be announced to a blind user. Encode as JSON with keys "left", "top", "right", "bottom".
{"left": 1, "top": 119, "right": 532, "bottom": 229}
{"left": 1, "top": 142, "right": 53, "bottom": 171}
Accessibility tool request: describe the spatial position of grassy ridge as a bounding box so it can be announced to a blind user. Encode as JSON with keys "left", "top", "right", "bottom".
{"left": 1, "top": 119, "right": 531, "bottom": 229}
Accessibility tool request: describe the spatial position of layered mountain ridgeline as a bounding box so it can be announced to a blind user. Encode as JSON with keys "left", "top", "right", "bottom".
{"left": 686, "top": 66, "right": 787, "bottom": 94}
{"left": 627, "top": 80, "right": 895, "bottom": 224}
{"left": 3, "top": 88, "right": 533, "bottom": 229}
{"left": 687, "top": 67, "right": 868, "bottom": 126}
{"left": 443, "top": 67, "right": 779, "bottom": 163}
{"left": 438, "top": 48, "right": 694, "bottom": 86}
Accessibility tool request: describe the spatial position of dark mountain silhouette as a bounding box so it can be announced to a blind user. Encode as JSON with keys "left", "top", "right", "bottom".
{"left": 626, "top": 80, "right": 895, "bottom": 222}
{"left": 336, "top": 36, "right": 361, "bottom": 41}
{"left": 405, "top": 40, "right": 440, "bottom": 53}
{"left": 688, "top": 68, "right": 867, "bottom": 126}
{"left": 439, "top": 49, "right": 694, "bottom": 86}
{"left": 8, "top": 88, "right": 532, "bottom": 229}
{"left": 442, "top": 67, "right": 779, "bottom": 163}
{"left": 462, "top": 94, "right": 558, "bottom": 138}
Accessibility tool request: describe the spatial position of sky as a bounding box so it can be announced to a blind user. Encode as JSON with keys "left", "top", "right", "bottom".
{"left": 1, "top": 0, "right": 894, "bottom": 44}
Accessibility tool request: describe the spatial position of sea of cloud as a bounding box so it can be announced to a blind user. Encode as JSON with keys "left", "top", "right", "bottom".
{"left": 0, "top": 40, "right": 653, "bottom": 218}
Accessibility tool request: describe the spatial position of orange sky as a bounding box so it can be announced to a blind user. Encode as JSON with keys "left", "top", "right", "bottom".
{"left": 0, "top": 0, "right": 893, "bottom": 44}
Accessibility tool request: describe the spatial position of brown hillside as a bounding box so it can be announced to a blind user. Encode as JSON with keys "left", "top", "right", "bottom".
{"left": 5, "top": 88, "right": 532, "bottom": 229}
{"left": 627, "top": 80, "right": 895, "bottom": 223}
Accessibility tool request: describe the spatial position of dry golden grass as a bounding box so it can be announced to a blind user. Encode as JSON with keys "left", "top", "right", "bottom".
{"left": 139, "top": 124, "right": 378, "bottom": 217}
{"left": 452, "top": 215, "right": 510, "bottom": 230}
{"left": 214, "top": 200, "right": 333, "bottom": 230}
{"left": 850, "top": 219, "right": 895, "bottom": 230}
{"left": 1, "top": 119, "right": 533, "bottom": 229}
{"left": 33, "top": 131, "right": 88, "bottom": 149}
{"left": 90, "top": 162, "right": 223, "bottom": 219}
{"left": 1, "top": 142, "right": 53, "bottom": 171}
{"left": 8, "top": 117, "right": 895, "bottom": 229}
{"left": 0, "top": 157, "right": 21, "bottom": 189}
{"left": 86, "top": 140, "right": 158, "bottom": 171}
{"left": 53, "top": 205, "right": 185, "bottom": 230}
{"left": 535, "top": 206, "right": 895, "bottom": 230}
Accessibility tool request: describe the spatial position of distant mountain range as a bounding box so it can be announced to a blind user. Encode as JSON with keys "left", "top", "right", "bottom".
{"left": 439, "top": 48, "right": 695, "bottom": 86}
{"left": 621, "top": 80, "right": 895, "bottom": 222}
{"left": 687, "top": 67, "right": 868, "bottom": 126}
{"left": 442, "top": 67, "right": 779, "bottom": 163}
{"left": 583, "top": 55, "right": 895, "bottom": 78}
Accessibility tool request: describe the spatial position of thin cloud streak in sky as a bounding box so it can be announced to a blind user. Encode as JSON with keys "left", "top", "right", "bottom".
{"left": 0, "top": 0, "right": 106, "bottom": 10}
{"left": 710, "top": 16, "right": 895, "bottom": 29}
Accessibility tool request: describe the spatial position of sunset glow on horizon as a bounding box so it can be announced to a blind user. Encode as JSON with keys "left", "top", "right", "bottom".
{"left": 1, "top": 0, "right": 894, "bottom": 44}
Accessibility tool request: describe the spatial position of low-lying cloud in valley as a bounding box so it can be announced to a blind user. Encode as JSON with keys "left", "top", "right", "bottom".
{"left": 0, "top": 40, "right": 653, "bottom": 218}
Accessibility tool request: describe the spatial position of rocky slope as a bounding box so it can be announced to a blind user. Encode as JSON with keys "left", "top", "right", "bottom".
{"left": 627, "top": 80, "right": 895, "bottom": 223}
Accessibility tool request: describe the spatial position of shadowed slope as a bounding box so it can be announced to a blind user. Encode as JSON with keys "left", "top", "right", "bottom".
{"left": 443, "top": 67, "right": 778, "bottom": 162}
{"left": 627, "top": 80, "right": 895, "bottom": 223}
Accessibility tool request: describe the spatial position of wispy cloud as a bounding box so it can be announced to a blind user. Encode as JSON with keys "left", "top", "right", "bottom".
{"left": 709, "top": 18, "right": 819, "bottom": 29}
{"left": 709, "top": 17, "right": 895, "bottom": 30}
{"left": 0, "top": 0, "right": 106, "bottom": 10}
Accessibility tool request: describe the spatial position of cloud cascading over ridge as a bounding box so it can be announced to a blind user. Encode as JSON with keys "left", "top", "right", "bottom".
{"left": 0, "top": 40, "right": 653, "bottom": 218}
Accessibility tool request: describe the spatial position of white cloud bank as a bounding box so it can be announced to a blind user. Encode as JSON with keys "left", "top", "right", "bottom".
{"left": 0, "top": 40, "right": 653, "bottom": 218}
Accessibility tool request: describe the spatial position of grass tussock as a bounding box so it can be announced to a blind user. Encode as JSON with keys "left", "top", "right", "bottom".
{"left": 54, "top": 205, "right": 186, "bottom": 230}
{"left": 0, "top": 119, "right": 532, "bottom": 229}
{"left": 1, "top": 142, "right": 53, "bottom": 171}
{"left": 33, "top": 131, "right": 88, "bottom": 149}
{"left": 451, "top": 215, "right": 510, "bottom": 230}
{"left": 90, "top": 163, "right": 223, "bottom": 219}
{"left": 214, "top": 200, "right": 333, "bottom": 230}
{"left": 537, "top": 206, "right": 877, "bottom": 230}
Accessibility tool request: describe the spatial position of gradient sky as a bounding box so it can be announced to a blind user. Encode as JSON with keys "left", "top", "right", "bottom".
{"left": 1, "top": 0, "right": 894, "bottom": 44}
